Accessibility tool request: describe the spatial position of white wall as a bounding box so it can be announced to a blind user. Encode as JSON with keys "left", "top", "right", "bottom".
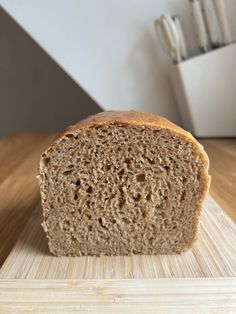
{"left": 2, "top": 0, "right": 236, "bottom": 124}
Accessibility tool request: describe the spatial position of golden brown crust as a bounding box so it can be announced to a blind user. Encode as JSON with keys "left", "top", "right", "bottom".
{"left": 56, "top": 110, "right": 209, "bottom": 171}
{"left": 63, "top": 110, "right": 188, "bottom": 136}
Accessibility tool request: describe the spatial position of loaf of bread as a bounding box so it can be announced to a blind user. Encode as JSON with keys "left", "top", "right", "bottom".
{"left": 38, "top": 111, "right": 210, "bottom": 256}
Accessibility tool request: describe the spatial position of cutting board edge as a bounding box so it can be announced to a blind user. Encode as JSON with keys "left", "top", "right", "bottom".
{"left": 1, "top": 278, "right": 236, "bottom": 311}
{"left": 1, "top": 277, "right": 236, "bottom": 285}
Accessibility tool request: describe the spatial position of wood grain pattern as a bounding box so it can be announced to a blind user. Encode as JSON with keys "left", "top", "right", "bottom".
{"left": 0, "top": 134, "right": 55, "bottom": 266}
{"left": 200, "top": 139, "right": 236, "bottom": 222}
{"left": 0, "top": 279, "right": 236, "bottom": 313}
{"left": 1, "top": 196, "right": 235, "bottom": 280}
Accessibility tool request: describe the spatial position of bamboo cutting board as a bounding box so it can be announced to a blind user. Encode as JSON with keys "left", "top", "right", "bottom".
{"left": 0, "top": 196, "right": 236, "bottom": 313}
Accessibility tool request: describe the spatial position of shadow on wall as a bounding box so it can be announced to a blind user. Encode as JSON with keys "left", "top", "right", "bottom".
{"left": 0, "top": 8, "right": 102, "bottom": 137}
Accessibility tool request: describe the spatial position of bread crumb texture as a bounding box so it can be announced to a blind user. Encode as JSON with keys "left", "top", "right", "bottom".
{"left": 38, "top": 111, "right": 210, "bottom": 256}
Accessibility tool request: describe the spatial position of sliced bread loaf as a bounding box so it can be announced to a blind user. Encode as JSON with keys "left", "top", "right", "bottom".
{"left": 38, "top": 111, "right": 210, "bottom": 256}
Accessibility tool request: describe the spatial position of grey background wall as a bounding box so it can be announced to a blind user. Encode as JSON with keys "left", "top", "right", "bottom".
{"left": 0, "top": 8, "right": 101, "bottom": 137}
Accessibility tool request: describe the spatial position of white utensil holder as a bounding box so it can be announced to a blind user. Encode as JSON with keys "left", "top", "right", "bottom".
{"left": 170, "top": 43, "right": 236, "bottom": 137}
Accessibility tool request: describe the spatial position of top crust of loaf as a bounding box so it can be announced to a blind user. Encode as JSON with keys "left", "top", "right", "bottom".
{"left": 54, "top": 110, "right": 209, "bottom": 170}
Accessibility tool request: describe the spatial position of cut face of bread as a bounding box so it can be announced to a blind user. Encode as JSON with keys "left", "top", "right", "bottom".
{"left": 39, "top": 111, "right": 210, "bottom": 256}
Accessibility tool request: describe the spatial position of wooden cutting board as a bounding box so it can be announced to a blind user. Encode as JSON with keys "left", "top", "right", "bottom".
{"left": 0, "top": 196, "right": 236, "bottom": 313}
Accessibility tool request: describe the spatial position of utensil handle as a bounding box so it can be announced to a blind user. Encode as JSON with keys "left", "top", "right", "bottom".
{"left": 190, "top": 0, "right": 209, "bottom": 52}
{"left": 172, "top": 16, "right": 188, "bottom": 60}
{"left": 154, "top": 20, "right": 177, "bottom": 63}
{"left": 202, "top": 0, "right": 221, "bottom": 48}
{"left": 213, "top": 0, "right": 233, "bottom": 45}
{"left": 161, "top": 15, "right": 182, "bottom": 63}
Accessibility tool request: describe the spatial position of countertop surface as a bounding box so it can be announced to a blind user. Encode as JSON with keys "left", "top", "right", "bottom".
{"left": 0, "top": 134, "right": 235, "bottom": 269}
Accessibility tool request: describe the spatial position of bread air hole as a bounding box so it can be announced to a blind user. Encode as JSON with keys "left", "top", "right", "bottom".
{"left": 98, "top": 218, "right": 108, "bottom": 229}
{"left": 62, "top": 169, "right": 73, "bottom": 175}
{"left": 105, "top": 164, "right": 111, "bottom": 171}
{"left": 42, "top": 157, "right": 50, "bottom": 166}
{"left": 180, "top": 191, "right": 186, "bottom": 202}
{"left": 124, "top": 158, "right": 131, "bottom": 166}
{"left": 136, "top": 173, "right": 145, "bottom": 182}
{"left": 142, "top": 210, "right": 147, "bottom": 218}
{"left": 133, "top": 194, "right": 141, "bottom": 201}
{"left": 75, "top": 179, "right": 81, "bottom": 186}
{"left": 87, "top": 186, "right": 93, "bottom": 193}
{"left": 147, "top": 157, "right": 154, "bottom": 164}
{"left": 164, "top": 165, "right": 170, "bottom": 174}
{"left": 146, "top": 193, "right": 152, "bottom": 201}
{"left": 118, "top": 169, "right": 125, "bottom": 177}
